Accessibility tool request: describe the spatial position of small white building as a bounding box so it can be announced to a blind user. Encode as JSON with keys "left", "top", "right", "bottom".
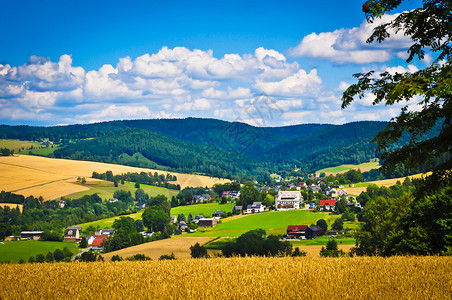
{"left": 275, "top": 191, "right": 303, "bottom": 211}
{"left": 246, "top": 202, "right": 265, "bottom": 214}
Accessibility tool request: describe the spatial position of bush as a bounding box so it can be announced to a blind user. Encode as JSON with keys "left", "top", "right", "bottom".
{"left": 159, "top": 253, "right": 176, "bottom": 260}
{"left": 62, "top": 247, "right": 73, "bottom": 259}
{"left": 332, "top": 218, "right": 344, "bottom": 231}
{"left": 45, "top": 251, "right": 54, "bottom": 263}
{"left": 126, "top": 254, "right": 151, "bottom": 261}
{"left": 292, "top": 247, "right": 307, "bottom": 257}
{"left": 53, "top": 249, "right": 65, "bottom": 262}
{"left": 35, "top": 253, "right": 45, "bottom": 263}
{"left": 111, "top": 255, "right": 123, "bottom": 262}
{"left": 28, "top": 256, "right": 36, "bottom": 263}
{"left": 190, "top": 242, "right": 208, "bottom": 258}
{"left": 40, "top": 231, "right": 63, "bottom": 242}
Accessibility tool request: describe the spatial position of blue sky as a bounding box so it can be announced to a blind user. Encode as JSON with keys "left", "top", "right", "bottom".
{"left": 0, "top": 0, "right": 425, "bottom": 126}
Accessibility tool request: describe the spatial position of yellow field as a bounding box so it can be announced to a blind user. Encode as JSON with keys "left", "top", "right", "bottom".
{"left": 0, "top": 155, "right": 230, "bottom": 200}
{"left": 0, "top": 203, "right": 23, "bottom": 212}
{"left": 298, "top": 244, "right": 354, "bottom": 257}
{"left": 0, "top": 256, "right": 450, "bottom": 299}
{"left": 102, "top": 236, "right": 213, "bottom": 261}
{"left": 345, "top": 173, "right": 428, "bottom": 196}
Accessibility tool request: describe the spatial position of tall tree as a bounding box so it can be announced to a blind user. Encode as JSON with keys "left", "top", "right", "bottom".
{"left": 342, "top": 0, "right": 452, "bottom": 184}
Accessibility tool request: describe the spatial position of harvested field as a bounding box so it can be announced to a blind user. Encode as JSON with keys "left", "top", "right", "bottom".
{"left": 0, "top": 155, "right": 230, "bottom": 200}
{"left": 102, "top": 237, "right": 213, "bottom": 261}
{"left": 346, "top": 173, "right": 428, "bottom": 195}
{"left": 0, "top": 256, "right": 450, "bottom": 299}
{"left": 0, "top": 203, "right": 23, "bottom": 212}
{"left": 298, "top": 245, "right": 354, "bottom": 257}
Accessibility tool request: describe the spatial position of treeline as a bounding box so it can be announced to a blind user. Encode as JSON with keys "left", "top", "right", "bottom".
{"left": 1, "top": 118, "right": 441, "bottom": 182}
{"left": 0, "top": 192, "right": 135, "bottom": 240}
{"left": 0, "top": 148, "right": 14, "bottom": 156}
{"left": 92, "top": 170, "right": 180, "bottom": 190}
{"left": 352, "top": 177, "right": 451, "bottom": 256}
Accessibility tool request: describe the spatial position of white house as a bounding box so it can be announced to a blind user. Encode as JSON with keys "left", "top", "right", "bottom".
{"left": 275, "top": 191, "right": 303, "bottom": 211}
{"left": 246, "top": 202, "right": 265, "bottom": 214}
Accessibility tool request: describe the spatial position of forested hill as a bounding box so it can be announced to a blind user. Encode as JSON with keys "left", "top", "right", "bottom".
{"left": 0, "top": 118, "right": 393, "bottom": 181}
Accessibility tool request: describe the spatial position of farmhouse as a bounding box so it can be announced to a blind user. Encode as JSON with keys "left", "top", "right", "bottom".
{"left": 91, "top": 234, "right": 108, "bottom": 251}
{"left": 319, "top": 199, "right": 336, "bottom": 211}
{"left": 83, "top": 235, "right": 96, "bottom": 245}
{"left": 286, "top": 225, "right": 308, "bottom": 239}
{"left": 213, "top": 210, "right": 224, "bottom": 218}
{"left": 20, "top": 231, "right": 43, "bottom": 240}
{"left": 275, "top": 191, "right": 303, "bottom": 210}
{"left": 246, "top": 202, "right": 265, "bottom": 214}
{"left": 306, "top": 226, "right": 324, "bottom": 239}
{"left": 64, "top": 226, "right": 82, "bottom": 241}
{"left": 198, "top": 218, "right": 217, "bottom": 227}
{"left": 94, "top": 229, "right": 115, "bottom": 236}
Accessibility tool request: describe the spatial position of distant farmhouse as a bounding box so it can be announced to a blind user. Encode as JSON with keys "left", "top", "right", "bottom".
{"left": 198, "top": 218, "right": 218, "bottom": 227}
{"left": 275, "top": 191, "right": 303, "bottom": 210}
{"left": 64, "top": 226, "right": 82, "bottom": 241}
{"left": 20, "top": 231, "right": 43, "bottom": 240}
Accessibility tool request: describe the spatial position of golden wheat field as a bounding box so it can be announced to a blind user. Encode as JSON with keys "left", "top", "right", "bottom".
{"left": 0, "top": 155, "right": 230, "bottom": 200}
{"left": 0, "top": 256, "right": 450, "bottom": 299}
{"left": 345, "top": 173, "right": 428, "bottom": 195}
{"left": 0, "top": 203, "right": 23, "bottom": 212}
{"left": 102, "top": 236, "right": 214, "bottom": 261}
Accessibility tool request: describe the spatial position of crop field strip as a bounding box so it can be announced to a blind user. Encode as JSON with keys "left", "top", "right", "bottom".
{"left": 0, "top": 256, "right": 450, "bottom": 299}
{"left": 0, "top": 155, "right": 230, "bottom": 200}
{"left": 102, "top": 236, "right": 214, "bottom": 261}
{"left": 345, "top": 173, "right": 428, "bottom": 195}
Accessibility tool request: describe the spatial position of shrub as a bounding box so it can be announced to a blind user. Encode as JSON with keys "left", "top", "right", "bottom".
{"left": 159, "top": 253, "right": 176, "bottom": 260}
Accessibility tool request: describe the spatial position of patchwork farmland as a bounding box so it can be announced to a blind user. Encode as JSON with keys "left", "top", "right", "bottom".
{"left": 0, "top": 155, "right": 230, "bottom": 200}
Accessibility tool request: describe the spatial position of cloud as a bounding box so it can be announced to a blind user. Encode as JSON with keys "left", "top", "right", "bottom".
{"left": 289, "top": 13, "right": 412, "bottom": 64}
{"left": 254, "top": 69, "right": 322, "bottom": 97}
{"left": 0, "top": 40, "right": 417, "bottom": 126}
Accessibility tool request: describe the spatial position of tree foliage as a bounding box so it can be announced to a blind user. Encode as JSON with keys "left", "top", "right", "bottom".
{"left": 342, "top": 0, "right": 452, "bottom": 183}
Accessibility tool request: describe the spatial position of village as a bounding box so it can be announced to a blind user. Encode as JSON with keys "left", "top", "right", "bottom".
{"left": 10, "top": 177, "right": 360, "bottom": 254}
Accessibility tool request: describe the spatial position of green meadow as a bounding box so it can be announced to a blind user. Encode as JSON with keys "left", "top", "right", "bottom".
{"left": 190, "top": 210, "right": 342, "bottom": 237}
{"left": 170, "top": 203, "right": 234, "bottom": 218}
{"left": 75, "top": 211, "right": 144, "bottom": 229}
{"left": 65, "top": 180, "right": 179, "bottom": 201}
{"left": 0, "top": 139, "right": 41, "bottom": 153}
{"left": 317, "top": 161, "right": 380, "bottom": 175}
{"left": 0, "top": 240, "right": 79, "bottom": 263}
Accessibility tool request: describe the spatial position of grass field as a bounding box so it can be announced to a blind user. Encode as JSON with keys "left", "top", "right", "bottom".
{"left": 102, "top": 237, "right": 213, "bottom": 261}
{"left": 0, "top": 139, "right": 41, "bottom": 153}
{"left": 1, "top": 256, "right": 450, "bottom": 299}
{"left": 75, "top": 211, "right": 143, "bottom": 229}
{"left": 189, "top": 210, "right": 341, "bottom": 237}
{"left": 18, "top": 147, "right": 59, "bottom": 156}
{"left": 0, "top": 240, "right": 80, "bottom": 263}
{"left": 0, "top": 155, "right": 230, "bottom": 200}
{"left": 65, "top": 180, "right": 179, "bottom": 201}
{"left": 170, "top": 203, "right": 234, "bottom": 217}
{"left": 317, "top": 161, "right": 380, "bottom": 175}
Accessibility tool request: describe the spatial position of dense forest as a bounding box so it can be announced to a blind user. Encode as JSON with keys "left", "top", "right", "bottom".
{"left": 0, "top": 118, "right": 438, "bottom": 181}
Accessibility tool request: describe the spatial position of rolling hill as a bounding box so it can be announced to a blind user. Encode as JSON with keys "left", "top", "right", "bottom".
{"left": 0, "top": 118, "right": 424, "bottom": 181}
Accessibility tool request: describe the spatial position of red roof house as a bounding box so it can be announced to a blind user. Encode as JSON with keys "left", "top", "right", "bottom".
{"left": 286, "top": 225, "right": 308, "bottom": 238}
{"left": 91, "top": 234, "right": 107, "bottom": 251}
{"left": 319, "top": 199, "right": 336, "bottom": 210}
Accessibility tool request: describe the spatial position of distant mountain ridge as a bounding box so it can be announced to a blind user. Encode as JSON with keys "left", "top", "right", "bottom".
{"left": 0, "top": 118, "right": 392, "bottom": 181}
